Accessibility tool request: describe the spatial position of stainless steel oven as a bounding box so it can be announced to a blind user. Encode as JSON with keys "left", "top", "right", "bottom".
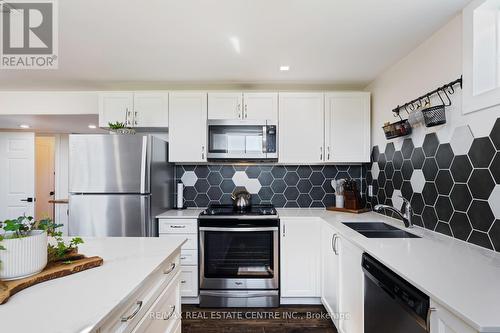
{"left": 199, "top": 206, "right": 279, "bottom": 307}
{"left": 207, "top": 120, "right": 277, "bottom": 161}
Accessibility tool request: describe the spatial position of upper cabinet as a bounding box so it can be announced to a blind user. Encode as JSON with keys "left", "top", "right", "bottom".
{"left": 98, "top": 92, "right": 168, "bottom": 128}
{"left": 463, "top": 0, "right": 500, "bottom": 114}
{"left": 208, "top": 92, "right": 278, "bottom": 122}
{"left": 169, "top": 92, "right": 208, "bottom": 163}
{"left": 279, "top": 93, "right": 325, "bottom": 164}
{"left": 325, "top": 92, "right": 370, "bottom": 163}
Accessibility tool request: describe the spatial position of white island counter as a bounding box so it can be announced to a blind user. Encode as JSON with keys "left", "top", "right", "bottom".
{"left": 0, "top": 237, "right": 185, "bottom": 333}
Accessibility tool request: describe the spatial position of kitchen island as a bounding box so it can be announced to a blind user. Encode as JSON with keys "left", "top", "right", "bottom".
{"left": 1, "top": 237, "right": 185, "bottom": 333}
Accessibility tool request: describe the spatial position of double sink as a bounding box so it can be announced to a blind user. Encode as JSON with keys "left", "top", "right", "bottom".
{"left": 342, "top": 222, "right": 420, "bottom": 238}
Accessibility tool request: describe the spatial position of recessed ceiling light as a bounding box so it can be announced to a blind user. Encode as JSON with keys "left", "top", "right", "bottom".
{"left": 229, "top": 37, "right": 241, "bottom": 54}
{"left": 19, "top": 124, "right": 30, "bottom": 129}
{"left": 280, "top": 65, "right": 290, "bottom": 71}
{"left": 88, "top": 124, "right": 97, "bottom": 129}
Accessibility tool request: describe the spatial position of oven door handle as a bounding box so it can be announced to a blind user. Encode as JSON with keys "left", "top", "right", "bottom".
{"left": 201, "top": 291, "right": 277, "bottom": 298}
{"left": 199, "top": 227, "right": 279, "bottom": 232}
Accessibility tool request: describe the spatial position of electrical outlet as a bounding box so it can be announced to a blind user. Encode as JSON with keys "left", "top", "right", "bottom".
{"left": 368, "top": 185, "right": 373, "bottom": 197}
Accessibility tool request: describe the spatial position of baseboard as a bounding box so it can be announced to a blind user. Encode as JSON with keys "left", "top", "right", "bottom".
{"left": 280, "top": 297, "right": 322, "bottom": 305}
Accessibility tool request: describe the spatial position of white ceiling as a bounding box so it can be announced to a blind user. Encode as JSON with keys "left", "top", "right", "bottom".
{"left": 0, "top": 0, "right": 471, "bottom": 90}
{"left": 0, "top": 114, "right": 106, "bottom": 133}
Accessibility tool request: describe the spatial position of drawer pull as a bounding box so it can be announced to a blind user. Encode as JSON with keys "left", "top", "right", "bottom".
{"left": 164, "top": 305, "right": 176, "bottom": 321}
{"left": 163, "top": 263, "right": 176, "bottom": 275}
{"left": 170, "top": 225, "right": 186, "bottom": 228}
{"left": 180, "top": 256, "right": 187, "bottom": 260}
{"left": 121, "top": 301, "right": 143, "bottom": 322}
{"left": 181, "top": 280, "right": 187, "bottom": 284}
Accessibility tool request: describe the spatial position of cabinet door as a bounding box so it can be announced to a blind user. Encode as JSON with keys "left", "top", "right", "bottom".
{"left": 325, "top": 92, "right": 370, "bottom": 163}
{"left": 279, "top": 93, "right": 325, "bottom": 164}
{"left": 98, "top": 93, "right": 133, "bottom": 127}
{"left": 133, "top": 92, "right": 169, "bottom": 127}
{"left": 169, "top": 92, "right": 207, "bottom": 162}
{"left": 208, "top": 92, "right": 243, "bottom": 119}
{"left": 321, "top": 225, "right": 340, "bottom": 327}
{"left": 280, "top": 218, "right": 321, "bottom": 297}
{"left": 339, "top": 236, "right": 364, "bottom": 333}
{"left": 429, "top": 301, "right": 477, "bottom": 333}
{"left": 243, "top": 92, "right": 278, "bottom": 122}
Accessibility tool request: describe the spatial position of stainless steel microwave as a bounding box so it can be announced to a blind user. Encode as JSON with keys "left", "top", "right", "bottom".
{"left": 207, "top": 120, "right": 277, "bottom": 161}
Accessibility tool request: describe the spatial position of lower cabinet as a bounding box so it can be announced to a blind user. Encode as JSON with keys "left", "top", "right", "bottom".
{"left": 429, "top": 300, "right": 478, "bottom": 333}
{"left": 280, "top": 218, "right": 321, "bottom": 298}
{"left": 321, "top": 224, "right": 340, "bottom": 328}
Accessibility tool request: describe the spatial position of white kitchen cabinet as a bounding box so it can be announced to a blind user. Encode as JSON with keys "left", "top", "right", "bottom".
{"left": 242, "top": 92, "right": 278, "bottom": 122}
{"left": 325, "top": 92, "right": 370, "bottom": 163}
{"left": 98, "top": 93, "right": 133, "bottom": 127}
{"left": 280, "top": 218, "right": 321, "bottom": 298}
{"left": 98, "top": 92, "right": 168, "bottom": 128}
{"left": 133, "top": 92, "right": 169, "bottom": 127}
{"left": 168, "top": 92, "right": 207, "bottom": 163}
{"left": 278, "top": 93, "right": 325, "bottom": 164}
{"left": 321, "top": 224, "right": 340, "bottom": 328}
{"left": 208, "top": 92, "right": 278, "bottom": 121}
{"left": 338, "top": 236, "right": 364, "bottom": 333}
{"left": 208, "top": 92, "right": 243, "bottom": 119}
{"left": 429, "top": 300, "right": 478, "bottom": 333}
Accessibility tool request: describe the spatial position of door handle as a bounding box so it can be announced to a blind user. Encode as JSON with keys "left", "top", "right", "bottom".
{"left": 320, "top": 147, "right": 323, "bottom": 161}
{"left": 20, "top": 197, "right": 34, "bottom": 203}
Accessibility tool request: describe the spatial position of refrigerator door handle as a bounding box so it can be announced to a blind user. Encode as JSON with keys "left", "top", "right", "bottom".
{"left": 140, "top": 136, "right": 148, "bottom": 193}
{"left": 141, "top": 195, "right": 151, "bottom": 237}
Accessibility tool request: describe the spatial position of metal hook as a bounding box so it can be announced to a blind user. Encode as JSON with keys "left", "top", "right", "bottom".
{"left": 436, "top": 89, "right": 445, "bottom": 106}
{"left": 404, "top": 104, "right": 410, "bottom": 115}
{"left": 447, "top": 84, "right": 455, "bottom": 95}
{"left": 442, "top": 88, "right": 452, "bottom": 106}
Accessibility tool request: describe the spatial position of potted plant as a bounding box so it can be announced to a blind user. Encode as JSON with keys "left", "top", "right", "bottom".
{"left": 108, "top": 121, "right": 135, "bottom": 135}
{"left": 0, "top": 216, "right": 48, "bottom": 280}
{"left": 0, "top": 216, "right": 85, "bottom": 281}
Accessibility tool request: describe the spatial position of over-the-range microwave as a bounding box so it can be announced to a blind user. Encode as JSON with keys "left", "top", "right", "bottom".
{"left": 207, "top": 120, "right": 277, "bottom": 161}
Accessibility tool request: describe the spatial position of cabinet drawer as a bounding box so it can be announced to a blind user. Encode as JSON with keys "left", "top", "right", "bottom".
{"left": 180, "top": 266, "right": 199, "bottom": 297}
{"left": 180, "top": 249, "right": 198, "bottom": 266}
{"left": 159, "top": 219, "right": 197, "bottom": 234}
{"left": 132, "top": 273, "right": 181, "bottom": 333}
{"left": 160, "top": 233, "right": 198, "bottom": 250}
{"left": 95, "top": 252, "right": 181, "bottom": 333}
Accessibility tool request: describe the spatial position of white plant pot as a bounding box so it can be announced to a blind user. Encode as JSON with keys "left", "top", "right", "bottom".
{"left": 0, "top": 230, "right": 48, "bottom": 281}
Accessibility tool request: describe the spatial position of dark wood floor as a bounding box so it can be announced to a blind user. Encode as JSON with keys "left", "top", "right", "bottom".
{"left": 182, "top": 305, "right": 338, "bottom": 333}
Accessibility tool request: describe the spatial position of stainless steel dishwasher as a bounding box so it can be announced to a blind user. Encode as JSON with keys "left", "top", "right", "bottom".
{"left": 362, "top": 253, "right": 431, "bottom": 333}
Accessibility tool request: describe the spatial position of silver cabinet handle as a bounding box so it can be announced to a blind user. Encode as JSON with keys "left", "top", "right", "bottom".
{"left": 282, "top": 224, "right": 286, "bottom": 237}
{"left": 163, "top": 305, "right": 176, "bottom": 321}
{"left": 237, "top": 103, "right": 241, "bottom": 118}
{"left": 201, "top": 145, "right": 205, "bottom": 160}
{"left": 331, "top": 234, "right": 336, "bottom": 254}
{"left": 426, "top": 307, "right": 436, "bottom": 332}
{"left": 121, "top": 301, "right": 143, "bottom": 322}
{"left": 163, "top": 263, "right": 176, "bottom": 275}
{"left": 181, "top": 280, "right": 187, "bottom": 284}
{"left": 180, "top": 256, "right": 187, "bottom": 260}
{"left": 170, "top": 225, "right": 186, "bottom": 228}
{"left": 327, "top": 146, "right": 331, "bottom": 160}
{"left": 320, "top": 147, "right": 323, "bottom": 161}
{"left": 244, "top": 104, "right": 248, "bottom": 118}
{"left": 333, "top": 235, "right": 340, "bottom": 255}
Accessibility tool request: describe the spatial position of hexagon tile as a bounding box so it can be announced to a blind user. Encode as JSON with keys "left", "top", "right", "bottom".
{"left": 367, "top": 116, "right": 500, "bottom": 253}
{"left": 176, "top": 164, "right": 364, "bottom": 209}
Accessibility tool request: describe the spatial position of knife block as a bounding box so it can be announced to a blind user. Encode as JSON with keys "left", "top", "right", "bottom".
{"left": 343, "top": 189, "right": 363, "bottom": 210}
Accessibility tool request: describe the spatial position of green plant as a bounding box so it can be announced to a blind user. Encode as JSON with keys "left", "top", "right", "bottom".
{"left": 108, "top": 121, "right": 127, "bottom": 130}
{"left": 0, "top": 215, "right": 36, "bottom": 239}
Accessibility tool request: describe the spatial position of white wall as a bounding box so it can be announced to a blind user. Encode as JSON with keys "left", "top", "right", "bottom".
{"left": 366, "top": 14, "right": 500, "bottom": 150}
{"left": 0, "top": 92, "right": 98, "bottom": 115}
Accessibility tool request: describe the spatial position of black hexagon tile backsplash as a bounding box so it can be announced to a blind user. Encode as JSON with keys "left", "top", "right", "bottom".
{"left": 366, "top": 117, "right": 500, "bottom": 252}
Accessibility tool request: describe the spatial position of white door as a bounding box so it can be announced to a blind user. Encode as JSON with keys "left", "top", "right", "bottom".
{"left": 280, "top": 218, "right": 321, "bottom": 297}
{"left": 208, "top": 92, "right": 243, "bottom": 119}
{"left": 98, "top": 92, "right": 134, "bottom": 127}
{"left": 133, "top": 92, "right": 169, "bottom": 127}
{"left": 321, "top": 225, "right": 340, "bottom": 327}
{"left": 243, "top": 93, "right": 278, "bottom": 122}
{"left": 279, "top": 93, "right": 325, "bottom": 164}
{"left": 325, "top": 92, "right": 370, "bottom": 163}
{"left": 35, "top": 136, "right": 55, "bottom": 220}
{"left": 169, "top": 92, "right": 208, "bottom": 163}
{"left": 0, "top": 132, "right": 35, "bottom": 221}
{"left": 339, "top": 236, "right": 364, "bottom": 333}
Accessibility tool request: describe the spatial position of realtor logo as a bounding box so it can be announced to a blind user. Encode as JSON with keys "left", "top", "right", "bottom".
{"left": 1, "top": 0, "right": 58, "bottom": 69}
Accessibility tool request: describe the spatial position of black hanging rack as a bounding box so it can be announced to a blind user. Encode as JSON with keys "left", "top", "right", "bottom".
{"left": 392, "top": 75, "right": 463, "bottom": 116}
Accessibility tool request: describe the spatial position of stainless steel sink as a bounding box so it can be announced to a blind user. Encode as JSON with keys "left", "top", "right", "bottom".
{"left": 342, "top": 222, "right": 421, "bottom": 238}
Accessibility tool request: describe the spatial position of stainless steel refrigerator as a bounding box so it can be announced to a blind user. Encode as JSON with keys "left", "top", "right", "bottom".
{"left": 68, "top": 134, "right": 173, "bottom": 237}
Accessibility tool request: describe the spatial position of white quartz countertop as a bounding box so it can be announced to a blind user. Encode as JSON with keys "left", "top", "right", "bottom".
{"left": 0, "top": 237, "right": 185, "bottom": 333}
{"left": 156, "top": 208, "right": 204, "bottom": 219}
{"left": 278, "top": 208, "right": 500, "bottom": 333}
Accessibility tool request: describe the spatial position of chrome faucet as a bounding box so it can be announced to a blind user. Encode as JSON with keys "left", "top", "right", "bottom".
{"left": 374, "top": 196, "right": 414, "bottom": 228}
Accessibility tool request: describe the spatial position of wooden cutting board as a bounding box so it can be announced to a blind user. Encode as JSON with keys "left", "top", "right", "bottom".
{"left": 326, "top": 207, "right": 371, "bottom": 214}
{"left": 0, "top": 256, "right": 103, "bottom": 304}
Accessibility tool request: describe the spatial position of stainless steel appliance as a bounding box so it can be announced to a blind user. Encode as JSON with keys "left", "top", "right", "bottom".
{"left": 199, "top": 204, "right": 279, "bottom": 307}
{"left": 68, "top": 134, "right": 173, "bottom": 237}
{"left": 231, "top": 189, "right": 251, "bottom": 210}
{"left": 362, "top": 253, "right": 431, "bottom": 333}
{"left": 207, "top": 120, "right": 277, "bottom": 161}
